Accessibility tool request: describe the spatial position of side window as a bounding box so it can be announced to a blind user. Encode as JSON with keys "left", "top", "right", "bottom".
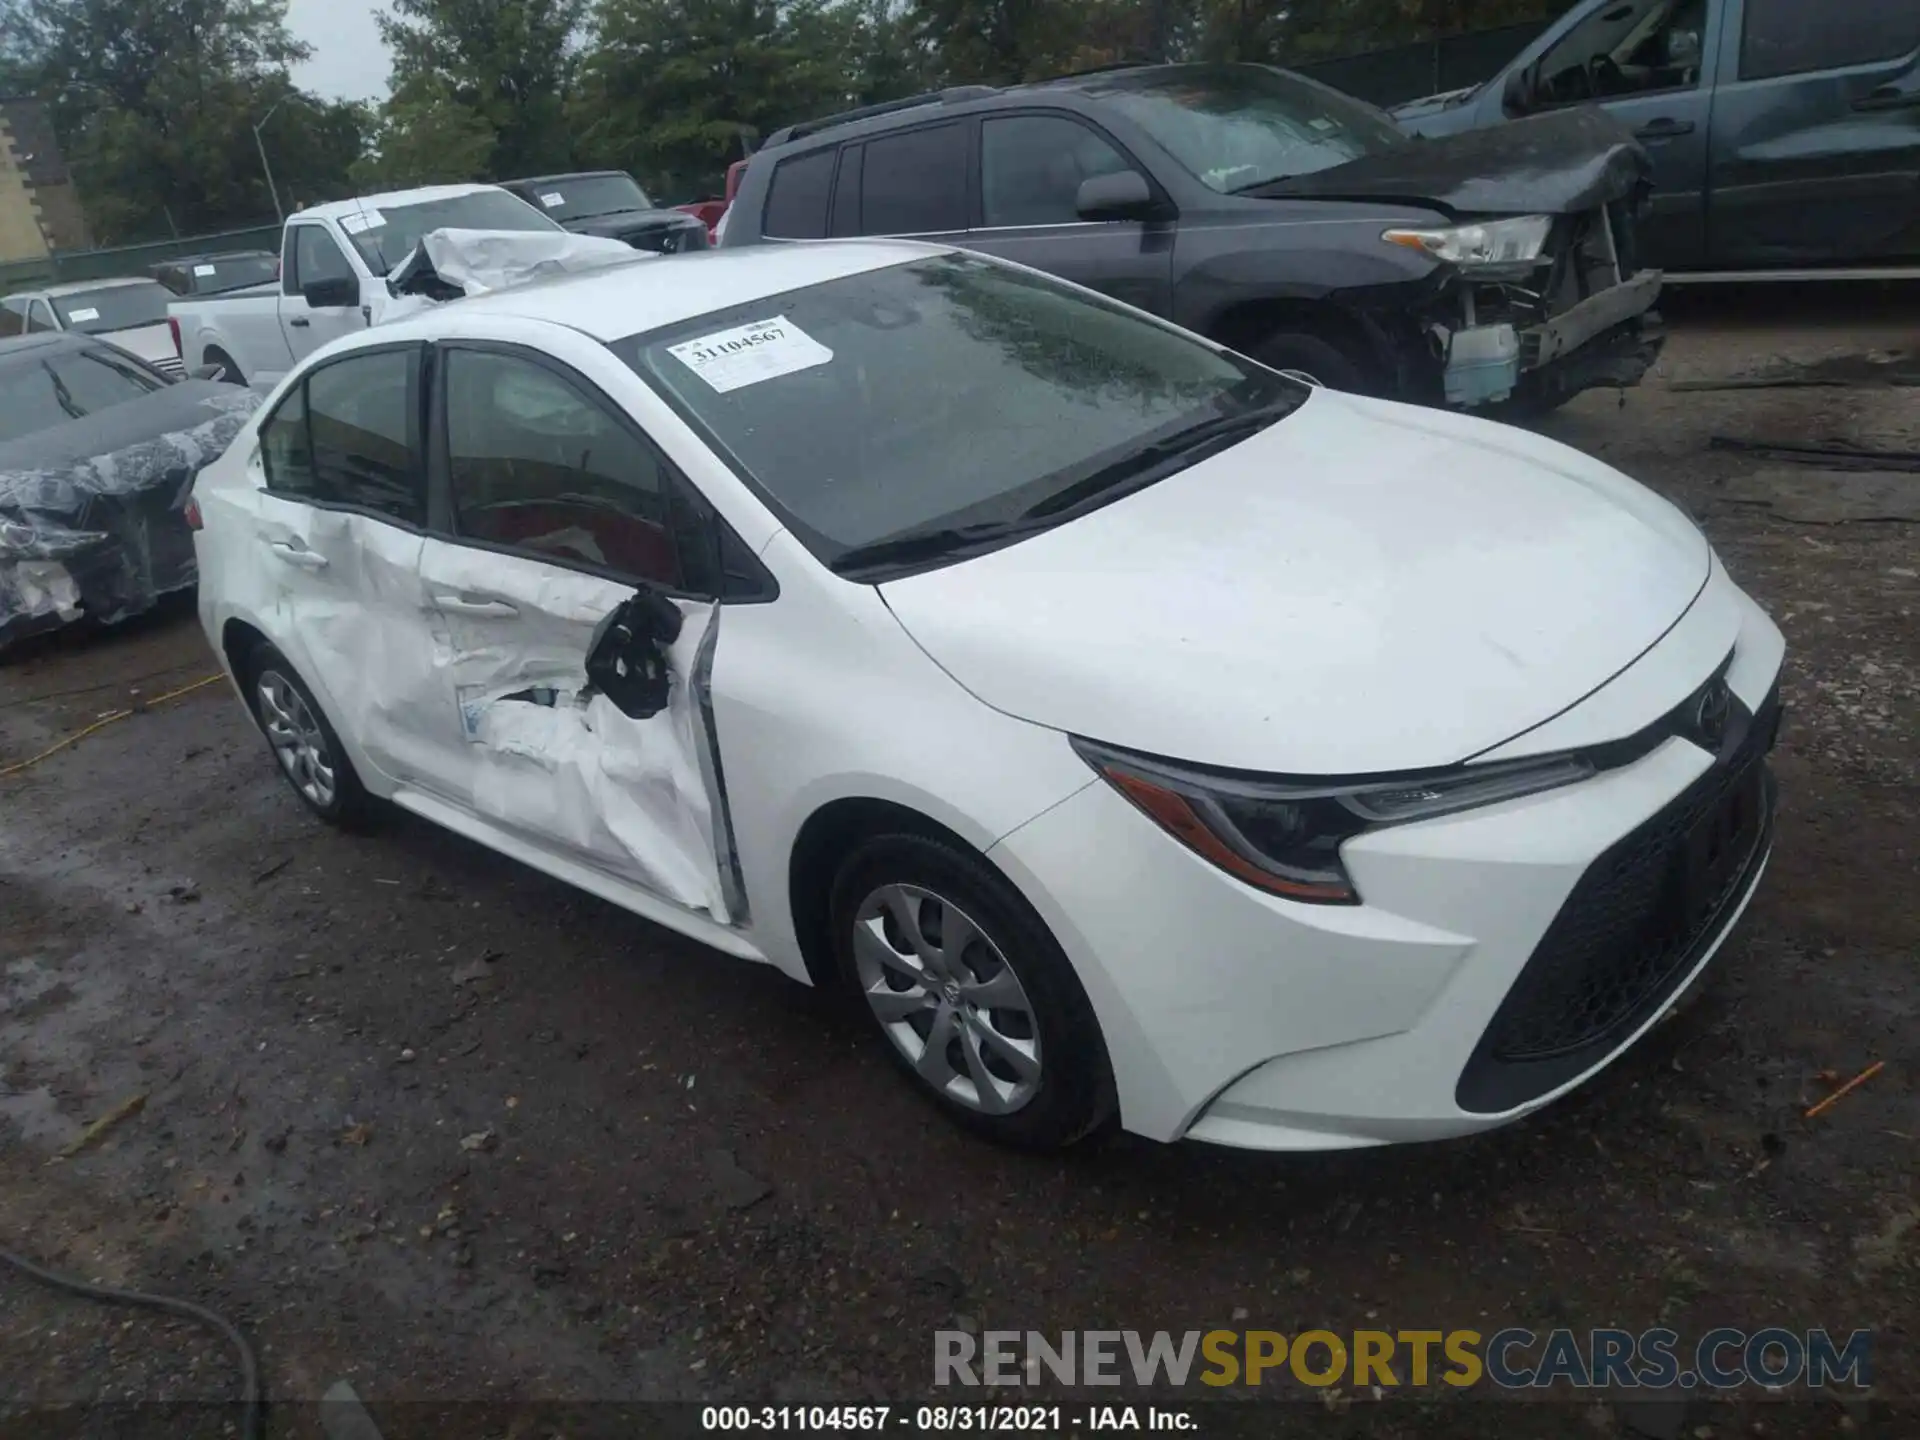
{"left": 1525, "top": 0, "right": 1709, "bottom": 108}
{"left": 27, "top": 301, "right": 56, "bottom": 333}
{"left": 292, "top": 226, "right": 354, "bottom": 291}
{"left": 306, "top": 348, "right": 425, "bottom": 523}
{"left": 443, "top": 349, "right": 717, "bottom": 593}
{"left": 1741, "top": 0, "right": 1920, "bottom": 80}
{"left": 763, "top": 149, "right": 836, "bottom": 239}
{"left": 0, "top": 301, "right": 20, "bottom": 338}
{"left": 859, "top": 123, "right": 968, "bottom": 235}
{"left": 980, "top": 115, "right": 1133, "bottom": 228}
{"left": 259, "top": 384, "right": 317, "bottom": 496}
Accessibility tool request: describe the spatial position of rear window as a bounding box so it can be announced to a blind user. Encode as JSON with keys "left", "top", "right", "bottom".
{"left": 1740, "top": 0, "right": 1920, "bottom": 79}
{"left": 49, "top": 282, "right": 171, "bottom": 335}
{"left": 0, "top": 341, "right": 164, "bottom": 442}
{"left": 341, "top": 190, "right": 563, "bottom": 275}
{"left": 168, "top": 255, "right": 278, "bottom": 295}
{"left": 763, "top": 149, "right": 836, "bottom": 239}
{"left": 518, "top": 174, "right": 653, "bottom": 222}
{"left": 618, "top": 253, "right": 1297, "bottom": 564}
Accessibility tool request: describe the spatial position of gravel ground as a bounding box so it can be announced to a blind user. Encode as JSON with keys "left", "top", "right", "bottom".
{"left": 2, "top": 286, "right": 1915, "bottom": 1439}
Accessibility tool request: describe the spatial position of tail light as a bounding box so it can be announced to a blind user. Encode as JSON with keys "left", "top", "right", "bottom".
{"left": 184, "top": 496, "right": 203, "bottom": 531}
{"left": 167, "top": 316, "right": 182, "bottom": 357}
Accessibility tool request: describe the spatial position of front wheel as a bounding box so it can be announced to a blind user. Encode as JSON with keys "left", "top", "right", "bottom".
{"left": 829, "top": 833, "right": 1115, "bottom": 1150}
{"left": 1252, "top": 330, "right": 1372, "bottom": 393}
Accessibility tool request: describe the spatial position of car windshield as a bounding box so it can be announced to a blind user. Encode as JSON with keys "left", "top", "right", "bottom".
{"left": 169, "top": 254, "right": 279, "bottom": 295}
{"left": 620, "top": 253, "right": 1303, "bottom": 571}
{"left": 1086, "top": 65, "right": 1407, "bottom": 194}
{"left": 342, "top": 190, "right": 563, "bottom": 275}
{"left": 524, "top": 174, "right": 653, "bottom": 221}
{"left": 50, "top": 281, "right": 172, "bottom": 335}
{"left": 0, "top": 341, "right": 164, "bottom": 442}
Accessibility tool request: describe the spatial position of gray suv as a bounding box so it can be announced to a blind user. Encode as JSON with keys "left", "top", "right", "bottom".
{"left": 721, "top": 63, "right": 1667, "bottom": 412}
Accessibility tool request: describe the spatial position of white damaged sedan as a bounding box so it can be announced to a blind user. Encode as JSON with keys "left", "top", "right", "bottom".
{"left": 191, "top": 239, "right": 1784, "bottom": 1151}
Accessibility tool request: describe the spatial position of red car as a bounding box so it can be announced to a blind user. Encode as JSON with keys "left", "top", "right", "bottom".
{"left": 675, "top": 159, "right": 751, "bottom": 243}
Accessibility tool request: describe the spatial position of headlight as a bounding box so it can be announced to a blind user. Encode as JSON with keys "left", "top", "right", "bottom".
{"left": 1382, "top": 214, "right": 1553, "bottom": 267}
{"left": 1072, "top": 738, "right": 1595, "bottom": 905}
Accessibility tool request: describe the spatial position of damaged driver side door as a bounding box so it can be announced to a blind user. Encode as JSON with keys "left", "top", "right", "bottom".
{"left": 409, "top": 342, "right": 744, "bottom": 923}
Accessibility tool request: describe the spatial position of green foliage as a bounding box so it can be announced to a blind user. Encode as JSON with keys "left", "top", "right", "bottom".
{"left": 9, "top": 0, "right": 364, "bottom": 242}
{"left": 374, "top": 0, "right": 585, "bottom": 181}
{"left": 568, "top": 0, "right": 888, "bottom": 203}
{"left": 350, "top": 78, "right": 496, "bottom": 191}
{"left": 7, "top": 0, "right": 1570, "bottom": 243}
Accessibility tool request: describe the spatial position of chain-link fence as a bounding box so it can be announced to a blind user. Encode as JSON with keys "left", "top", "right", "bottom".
{"left": 1295, "top": 20, "right": 1551, "bottom": 108}
{"left": 0, "top": 220, "right": 282, "bottom": 296}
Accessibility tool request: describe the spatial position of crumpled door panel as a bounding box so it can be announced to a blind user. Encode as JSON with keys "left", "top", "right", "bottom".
{"left": 416, "top": 540, "right": 730, "bottom": 921}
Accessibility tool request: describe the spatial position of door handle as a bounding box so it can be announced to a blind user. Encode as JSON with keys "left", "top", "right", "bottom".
{"left": 288, "top": 316, "right": 311, "bottom": 328}
{"left": 1634, "top": 118, "right": 1696, "bottom": 139}
{"left": 433, "top": 594, "right": 519, "bottom": 618}
{"left": 266, "top": 538, "right": 328, "bottom": 570}
{"left": 1854, "top": 87, "right": 1920, "bottom": 112}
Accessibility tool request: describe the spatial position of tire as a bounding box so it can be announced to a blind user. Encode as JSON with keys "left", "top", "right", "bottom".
{"left": 204, "top": 348, "right": 242, "bottom": 385}
{"left": 242, "top": 642, "right": 373, "bottom": 828}
{"left": 1252, "top": 329, "right": 1372, "bottom": 393}
{"left": 828, "top": 832, "right": 1116, "bottom": 1151}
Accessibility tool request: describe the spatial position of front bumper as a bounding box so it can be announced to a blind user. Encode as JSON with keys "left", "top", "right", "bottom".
{"left": 987, "top": 574, "right": 1785, "bottom": 1150}
{"left": 1442, "top": 268, "right": 1666, "bottom": 408}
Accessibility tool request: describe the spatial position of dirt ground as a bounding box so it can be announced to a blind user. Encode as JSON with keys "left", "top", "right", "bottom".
{"left": 2, "top": 286, "right": 1915, "bottom": 1440}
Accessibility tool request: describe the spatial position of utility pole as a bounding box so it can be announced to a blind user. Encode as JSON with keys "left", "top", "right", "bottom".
{"left": 254, "top": 98, "right": 287, "bottom": 223}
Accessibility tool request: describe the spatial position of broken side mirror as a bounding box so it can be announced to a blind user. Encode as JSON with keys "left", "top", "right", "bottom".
{"left": 1076, "top": 170, "right": 1160, "bottom": 222}
{"left": 583, "top": 587, "right": 685, "bottom": 720}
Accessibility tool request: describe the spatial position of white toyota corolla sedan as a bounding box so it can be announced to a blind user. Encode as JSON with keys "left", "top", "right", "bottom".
{"left": 191, "top": 239, "right": 1784, "bottom": 1152}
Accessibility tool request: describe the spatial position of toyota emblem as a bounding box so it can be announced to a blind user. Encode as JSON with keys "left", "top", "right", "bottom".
{"left": 1692, "top": 679, "right": 1732, "bottom": 749}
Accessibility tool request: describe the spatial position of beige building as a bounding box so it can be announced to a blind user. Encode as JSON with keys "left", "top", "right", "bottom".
{"left": 0, "top": 98, "right": 90, "bottom": 264}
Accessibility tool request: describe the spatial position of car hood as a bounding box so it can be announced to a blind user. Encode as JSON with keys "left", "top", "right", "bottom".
{"left": 1253, "top": 105, "right": 1650, "bottom": 217}
{"left": 878, "top": 390, "right": 1709, "bottom": 775}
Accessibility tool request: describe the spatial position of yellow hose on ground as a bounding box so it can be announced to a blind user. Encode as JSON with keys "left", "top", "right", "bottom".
{"left": 0, "top": 673, "right": 225, "bottom": 779}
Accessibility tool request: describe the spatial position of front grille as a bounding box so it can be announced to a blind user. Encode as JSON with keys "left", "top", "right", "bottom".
{"left": 1456, "top": 687, "right": 1780, "bottom": 1113}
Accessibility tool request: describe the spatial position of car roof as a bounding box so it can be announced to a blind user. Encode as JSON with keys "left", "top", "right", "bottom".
{"left": 759, "top": 61, "right": 1269, "bottom": 152}
{"left": 34, "top": 277, "right": 168, "bottom": 298}
{"left": 504, "top": 171, "right": 631, "bottom": 187}
{"left": 381, "top": 239, "right": 947, "bottom": 344}
{"left": 296, "top": 183, "right": 510, "bottom": 223}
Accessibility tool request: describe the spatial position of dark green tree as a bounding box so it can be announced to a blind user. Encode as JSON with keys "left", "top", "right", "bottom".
{"left": 569, "top": 0, "right": 865, "bottom": 203}
{"left": 375, "top": 0, "right": 585, "bottom": 181}
{"left": 9, "top": 0, "right": 362, "bottom": 241}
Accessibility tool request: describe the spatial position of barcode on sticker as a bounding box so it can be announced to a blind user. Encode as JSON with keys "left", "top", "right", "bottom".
{"left": 666, "top": 315, "right": 833, "bottom": 393}
{"left": 193, "top": 264, "right": 217, "bottom": 276}
{"left": 66, "top": 307, "right": 99, "bottom": 322}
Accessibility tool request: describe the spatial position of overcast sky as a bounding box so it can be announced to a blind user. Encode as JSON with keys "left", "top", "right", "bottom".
{"left": 287, "top": 0, "right": 391, "bottom": 103}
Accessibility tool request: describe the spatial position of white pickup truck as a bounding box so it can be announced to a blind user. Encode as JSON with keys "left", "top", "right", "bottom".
{"left": 167, "top": 183, "right": 566, "bottom": 391}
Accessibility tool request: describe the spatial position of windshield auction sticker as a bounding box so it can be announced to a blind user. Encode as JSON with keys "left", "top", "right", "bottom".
{"left": 668, "top": 315, "right": 833, "bottom": 394}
